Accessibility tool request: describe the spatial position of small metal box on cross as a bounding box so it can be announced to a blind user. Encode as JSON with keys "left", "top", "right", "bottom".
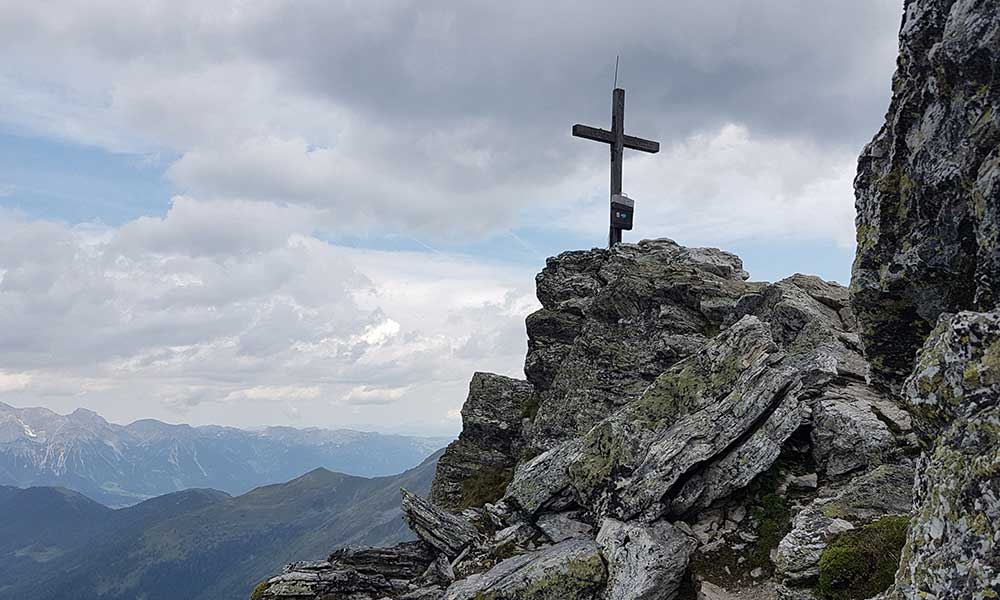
{"left": 573, "top": 87, "right": 660, "bottom": 247}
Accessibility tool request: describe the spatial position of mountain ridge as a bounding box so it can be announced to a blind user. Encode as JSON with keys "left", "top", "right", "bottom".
{"left": 0, "top": 402, "right": 449, "bottom": 506}
{"left": 0, "top": 450, "right": 442, "bottom": 600}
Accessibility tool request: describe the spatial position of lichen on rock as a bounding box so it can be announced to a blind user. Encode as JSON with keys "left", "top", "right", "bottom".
{"left": 893, "top": 311, "right": 1000, "bottom": 599}
{"left": 850, "top": 0, "right": 1000, "bottom": 393}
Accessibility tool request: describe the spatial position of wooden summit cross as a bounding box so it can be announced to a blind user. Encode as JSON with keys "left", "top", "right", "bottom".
{"left": 573, "top": 87, "right": 660, "bottom": 247}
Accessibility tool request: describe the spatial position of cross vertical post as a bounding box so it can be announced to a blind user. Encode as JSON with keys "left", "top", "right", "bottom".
{"left": 610, "top": 88, "right": 625, "bottom": 246}
{"left": 573, "top": 87, "right": 660, "bottom": 248}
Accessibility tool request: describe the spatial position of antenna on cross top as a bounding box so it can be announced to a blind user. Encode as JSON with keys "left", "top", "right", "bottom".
{"left": 613, "top": 55, "right": 619, "bottom": 89}
{"left": 572, "top": 74, "right": 661, "bottom": 248}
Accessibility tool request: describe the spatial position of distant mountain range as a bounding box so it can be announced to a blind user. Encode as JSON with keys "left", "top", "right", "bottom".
{"left": 0, "top": 450, "right": 440, "bottom": 600}
{"left": 0, "top": 402, "right": 450, "bottom": 506}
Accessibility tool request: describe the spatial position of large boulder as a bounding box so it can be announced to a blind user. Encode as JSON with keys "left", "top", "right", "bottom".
{"left": 431, "top": 373, "right": 535, "bottom": 510}
{"left": 893, "top": 311, "right": 1000, "bottom": 598}
{"left": 596, "top": 518, "right": 693, "bottom": 600}
{"left": 850, "top": 0, "right": 1000, "bottom": 392}
{"left": 524, "top": 238, "right": 755, "bottom": 450}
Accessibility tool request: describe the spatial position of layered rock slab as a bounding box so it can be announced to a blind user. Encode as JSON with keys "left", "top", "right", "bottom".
{"left": 402, "top": 489, "right": 478, "bottom": 558}
{"left": 506, "top": 315, "right": 796, "bottom": 521}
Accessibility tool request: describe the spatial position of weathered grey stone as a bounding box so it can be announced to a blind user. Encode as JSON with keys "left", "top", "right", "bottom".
{"left": 769, "top": 463, "right": 914, "bottom": 598}
{"left": 431, "top": 373, "right": 535, "bottom": 510}
{"left": 504, "top": 440, "right": 580, "bottom": 515}
{"left": 597, "top": 518, "right": 691, "bottom": 600}
{"left": 664, "top": 376, "right": 808, "bottom": 518}
{"left": 328, "top": 541, "right": 437, "bottom": 582}
{"left": 894, "top": 311, "right": 1000, "bottom": 598}
{"left": 255, "top": 542, "right": 446, "bottom": 600}
{"left": 810, "top": 383, "right": 898, "bottom": 477}
{"left": 401, "top": 489, "right": 479, "bottom": 559}
{"left": 850, "top": 0, "right": 1000, "bottom": 392}
{"left": 787, "top": 474, "right": 818, "bottom": 491}
{"left": 698, "top": 581, "right": 736, "bottom": 600}
{"left": 580, "top": 316, "right": 796, "bottom": 520}
{"left": 400, "top": 587, "right": 445, "bottom": 600}
{"left": 774, "top": 504, "right": 854, "bottom": 584}
{"left": 525, "top": 239, "right": 756, "bottom": 450}
{"left": 535, "top": 511, "right": 593, "bottom": 543}
{"left": 818, "top": 463, "right": 914, "bottom": 524}
{"left": 443, "top": 539, "right": 606, "bottom": 600}
{"left": 258, "top": 562, "right": 398, "bottom": 599}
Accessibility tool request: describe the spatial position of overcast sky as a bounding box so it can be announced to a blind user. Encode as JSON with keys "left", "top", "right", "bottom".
{"left": 0, "top": 0, "right": 902, "bottom": 435}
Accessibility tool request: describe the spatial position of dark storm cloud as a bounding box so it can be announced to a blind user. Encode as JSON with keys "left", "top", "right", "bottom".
{"left": 0, "top": 1, "right": 902, "bottom": 236}
{"left": 251, "top": 0, "right": 900, "bottom": 145}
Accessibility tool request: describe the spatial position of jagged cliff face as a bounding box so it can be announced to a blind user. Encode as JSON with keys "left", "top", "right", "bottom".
{"left": 850, "top": 1, "right": 1000, "bottom": 597}
{"left": 851, "top": 0, "right": 1000, "bottom": 392}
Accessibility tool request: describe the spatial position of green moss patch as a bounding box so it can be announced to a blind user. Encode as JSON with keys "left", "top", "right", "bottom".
{"left": 459, "top": 468, "right": 514, "bottom": 509}
{"left": 520, "top": 555, "right": 607, "bottom": 600}
{"left": 816, "top": 515, "right": 909, "bottom": 600}
{"left": 249, "top": 581, "right": 268, "bottom": 600}
{"left": 689, "top": 466, "right": 792, "bottom": 586}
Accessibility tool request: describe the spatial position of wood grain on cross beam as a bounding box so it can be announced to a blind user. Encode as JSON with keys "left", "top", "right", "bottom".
{"left": 572, "top": 124, "right": 660, "bottom": 153}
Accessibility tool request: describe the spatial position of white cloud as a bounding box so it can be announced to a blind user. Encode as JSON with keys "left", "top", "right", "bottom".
{"left": 554, "top": 124, "right": 859, "bottom": 248}
{"left": 0, "top": 204, "right": 535, "bottom": 434}
{"left": 0, "top": 0, "right": 899, "bottom": 242}
{"left": 343, "top": 385, "right": 408, "bottom": 406}
{"left": 0, "top": 372, "right": 31, "bottom": 393}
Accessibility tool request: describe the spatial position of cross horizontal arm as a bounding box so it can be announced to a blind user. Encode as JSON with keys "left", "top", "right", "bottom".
{"left": 623, "top": 135, "right": 659, "bottom": 154}
{"left": 572, "top": 124, "right": 613, "bottom": 143}
{"left": 572, "top": 124, "right": 660, "bottom": 154}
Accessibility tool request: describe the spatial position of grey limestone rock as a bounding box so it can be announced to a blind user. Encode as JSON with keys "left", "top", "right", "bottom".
{"left": 524, "top": 239, "right": 756, "bottom": 450}
{"left": 571, "top": 316, "right": 796, "bottom": 521}
{"left": 817, "top": 463, "right": 915, "bottom": 524}
{"left": 535, "top": 511, "right": 593, "bottom": 543}
{"left": 327, "top": 541, "right": 438, "bottom": 581}
{"left": 596, "top": 518, "right": 692, "bottom": 600}
{"left": 774, "top": 503, "right": 855, "bottom": 584}
{"left": 774, "top": 462, "right": 913, "bottom": 593}
{"left": 503, "top": 440, "right": 581, "bottom": 515}
{"left": 258, "top": 560, "right": 398, "bottom": 599}
{"left": 430, "top": 372, "right": 535, "bottom": 510}
{"left": 810, "top": 383, "right": 899, "bottom": 478}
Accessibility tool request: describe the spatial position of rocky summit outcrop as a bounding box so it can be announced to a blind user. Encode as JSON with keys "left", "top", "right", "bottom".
{"left": 523, "top": 239, "right": 756, "bottom": 451}
{"left": 851, "top": 0, "right": 1000, "bottom": 392}
{"left": 252, "top": 239, "right": 915, "bottom": 600}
